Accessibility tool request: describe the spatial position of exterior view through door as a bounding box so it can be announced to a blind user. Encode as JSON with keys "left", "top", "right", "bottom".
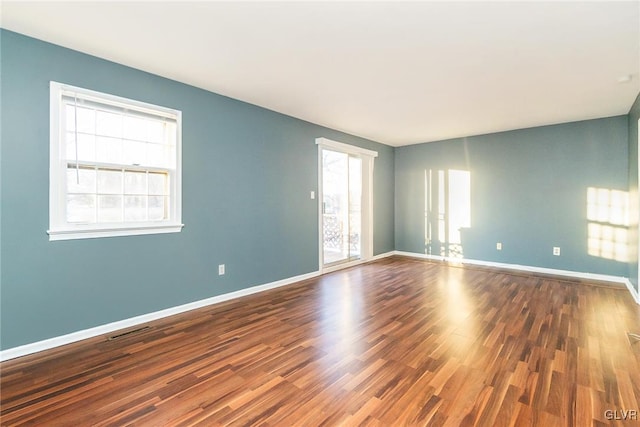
{"left": 322, "top": 150, "right": 362, "bottom": 265}
{"left": 317, "top": 138, "right": 377, "bottom": 270}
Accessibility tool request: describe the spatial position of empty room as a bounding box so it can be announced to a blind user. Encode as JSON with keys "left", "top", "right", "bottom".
{"left": 1, "top": 1, "right": 639, "bottom": 426}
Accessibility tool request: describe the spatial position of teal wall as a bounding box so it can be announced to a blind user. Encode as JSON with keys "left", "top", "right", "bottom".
{"left": 1, "top": 28, "right": 637, "bottom": 352}
{"left": 628, "top": 93, "right": 640, "bottom": 293}
{"left": 395, "top": 117, "right": 630, "bottom": 278}
{"left": 0, "top": 30, "right": 395, "bottom": 350}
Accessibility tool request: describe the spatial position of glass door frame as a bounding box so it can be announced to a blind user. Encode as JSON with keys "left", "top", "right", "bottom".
{"left": 316, "top": 137, "right": 378, "bottom": 273}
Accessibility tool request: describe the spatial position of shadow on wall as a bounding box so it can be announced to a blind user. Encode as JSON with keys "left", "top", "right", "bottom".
{"left": 424, "top": 169, "right": 471, "bottom": 258}
{"left": 587, "top": 187, "right": 629, "bottom": 263}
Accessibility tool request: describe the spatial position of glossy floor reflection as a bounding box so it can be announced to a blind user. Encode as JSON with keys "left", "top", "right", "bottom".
{"left": 1, "top": 256, "right": 639, "bottom": 425}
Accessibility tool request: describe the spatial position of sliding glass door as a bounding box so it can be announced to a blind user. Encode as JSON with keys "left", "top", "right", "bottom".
{"left": 321, "top": 149, "right": 363, "bottom": 266}
{"left": 317, "top": 138, "right": 377, "bottom": 270}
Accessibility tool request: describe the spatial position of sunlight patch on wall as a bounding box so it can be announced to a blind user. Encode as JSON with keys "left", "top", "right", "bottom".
{"left": 425, "top": 169, "right": 471, "bottom": 259}
{"left": 587, "top": 187, "right": 629, "bottom": 262}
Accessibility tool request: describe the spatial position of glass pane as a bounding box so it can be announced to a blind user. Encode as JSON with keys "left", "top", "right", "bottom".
{"left": 322, "top": 149, "right": 349, "bottom": 265}
{"left": 147, "top": 120, "right": 165, "bottom": 144}
{"left": 66, "top": 132, "right": 95, "bottom": 162}
{"left": 66, "top": 194, "right": 96, "bottom": 223}
{"left": 96, "top": 110, "right": 122, "bottom": 137}
{"left": 165, "top": 122, "right": 177, "bottom": 146}
{"left": 122, "top": 140, "right": 146, "bottom": 166}
{"left": 124, "top": 171, "right": 147, "bottom": 194}
{"left": 98, "top": 195, "right": 123, "bottom": 222}
{"left": 65, "top": 105, "right": 76, "bottom": 131}
{"left": 148, "top": 196, "right": 167, "bottom": 220}
{"left": 148, "top": 172, "right": 167, "bottom": 195}
{"left": 97, "top": 169, "right": 122, "bottom": 194}
{"left": 146, "top": 143, "right": 170, "bottom": 168}
{"left": 76, "top": 107, "right": 96, "bottom": 133}
{"left": 66, "top": 167, "right": 96, "bottom": 194}
{"left": 124, "top": 196, "right": 147, "bottom": 221}
{"left": 123, "top": 116, "right": 148, "bottom": 141}
{"left": 95, "top": 136, "right": 123, "bottom": 164}
{"left": 65, "top": 105, "right": 95, "bottom": 134}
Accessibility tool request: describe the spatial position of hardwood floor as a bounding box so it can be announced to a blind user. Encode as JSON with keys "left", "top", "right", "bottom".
{"left": 1, "top": 256, "right": 639, "bottom": 426}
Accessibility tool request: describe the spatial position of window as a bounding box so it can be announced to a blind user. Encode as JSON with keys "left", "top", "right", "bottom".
{"left": 49, "top": 82, "right": 183, "bottom": 240}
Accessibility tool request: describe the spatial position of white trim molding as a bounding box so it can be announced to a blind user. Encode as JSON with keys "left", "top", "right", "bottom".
{"left": 394, "top": 250, "right": 640, "bottom": 304}
{"left": 320, "top": 251, "right": 395, "bottom": 274}
{"left": 0, "top": 270, "right": 319, "bottom": 362}
{"left": 315, "top": 137, "right": 379, "bottom": 158}
{"left": 48, "top": 223, "right": 184, "bottom": 241}
{"left": 0, "top": 252, "right": 401, "bottom": 362}
{"left": 624, "top": 279, "right": 640, "bottom": 304}
{"left": 7, "top": 249, "right": 629, "bottom": 361}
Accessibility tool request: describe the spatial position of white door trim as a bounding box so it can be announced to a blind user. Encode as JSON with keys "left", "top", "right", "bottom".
{"left": 316, "top": 138, "right": 377, "bottom": 272}
{"left": 316, "top": 137, "right": 378, "bottom": 158}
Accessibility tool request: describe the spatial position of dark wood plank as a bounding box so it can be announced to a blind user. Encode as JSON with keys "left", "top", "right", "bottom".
{"left": 1, "top": 256, "right": 639, "bottom": 426}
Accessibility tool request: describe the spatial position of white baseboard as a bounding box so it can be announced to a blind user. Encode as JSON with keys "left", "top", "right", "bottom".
{"left": 371, "top": 251, "right": 396, "bottom": 261}
{"left": 0, "top": 251, "right": 397, "bottom": 362}
{"left": 0, "top": 269, "right": 321, "bottom": 362}
{"left": 623, "top": 279, "right": 640, "bottom": 304}
{"left": 394, "top": 250, "right": 639, "bottom": 304}
{"left": 9, "top": 249, "right": 627, "bottom": 361}
{"left": 320, "top": 251, "right": 395, "bottom": 274}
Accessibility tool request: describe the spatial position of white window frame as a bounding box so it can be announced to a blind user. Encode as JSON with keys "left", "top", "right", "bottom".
{"left": 48, "top": 81, "right": 183, "bottom": 241}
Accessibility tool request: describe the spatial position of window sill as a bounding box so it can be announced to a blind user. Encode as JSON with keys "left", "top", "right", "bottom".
{"left": 47, "top": 223, "right": 184, "bottom": 241}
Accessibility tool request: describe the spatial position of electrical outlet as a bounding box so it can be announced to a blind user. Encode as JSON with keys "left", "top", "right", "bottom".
{"left": 218, "top": 264, "right": 225, "bottom": 275}
{"left": 553, "top": 247, "right": 560, "bottom": 256}
{"left": 496, "top": 242, "right": 502, "bottom": 250}
{"left": 310, "top": 191, "right": 315, "bottom": 199}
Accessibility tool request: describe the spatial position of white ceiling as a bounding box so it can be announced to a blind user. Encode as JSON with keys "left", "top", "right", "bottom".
{"left": 1, "top": 1, "right": 639, "bottom": 147}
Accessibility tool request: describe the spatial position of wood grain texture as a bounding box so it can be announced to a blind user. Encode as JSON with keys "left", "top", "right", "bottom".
{"left": 1, "top": 256, "right": 639, "bottom": 426}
